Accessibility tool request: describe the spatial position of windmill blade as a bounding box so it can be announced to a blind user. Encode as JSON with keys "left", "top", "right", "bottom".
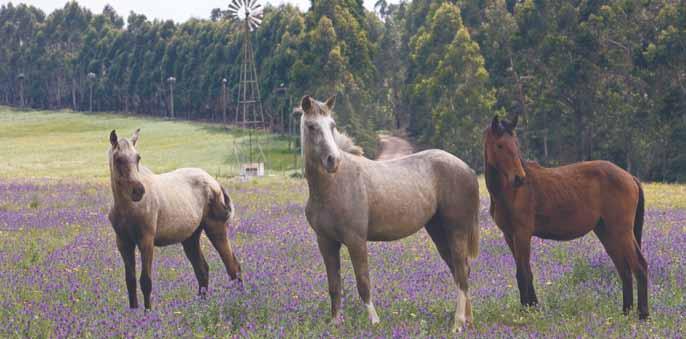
{"left": 228, "top": 0, "right": 240, "bottom": 11}
{"left": 230, "top": 0, "right": 242, "bottom": 13}
{"left": 249, "top": 16, "right": 262, "bottom": 26}
{"left": 250, "top": 3, "right": 261, "bottom": 11}
{"left": 248, "top": 0, "right": 258, "bottom": 10}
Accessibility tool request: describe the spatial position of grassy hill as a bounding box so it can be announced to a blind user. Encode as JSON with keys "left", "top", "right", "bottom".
{"left": 0, "top": 107, "right": 299, "bottom": 179}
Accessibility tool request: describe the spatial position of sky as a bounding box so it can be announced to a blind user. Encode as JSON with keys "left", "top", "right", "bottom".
{"left": 1, "top": 0, "right": 394, "bottom": 22}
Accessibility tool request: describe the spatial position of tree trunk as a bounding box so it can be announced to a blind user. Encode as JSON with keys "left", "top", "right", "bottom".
{"left": 72, "top": 77, "right": 77, "bottom": 111}
{"left": 575, "top": 108, "right": 584, "bottom": 161}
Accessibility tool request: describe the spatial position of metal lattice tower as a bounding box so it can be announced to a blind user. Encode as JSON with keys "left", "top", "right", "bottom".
{"left": 229, "top": 0, "right": 264, "bottom": 128}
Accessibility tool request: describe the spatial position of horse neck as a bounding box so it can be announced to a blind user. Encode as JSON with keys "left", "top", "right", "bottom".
{"left": 110, "top": 165, "right": 154, "bottom": 206}
{"left": 110, "top": 175, "right": 129, "bottom": 207}
{"left": 304, "top": 153, "right": 347, "bottom": 199}
{"left": 485, "top": 161, "right": 537, "bottom": 200}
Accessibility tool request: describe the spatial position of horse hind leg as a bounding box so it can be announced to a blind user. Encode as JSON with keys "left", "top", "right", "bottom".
{"left": 204, "top": 220, "right": 242, "bottom": 282}
{"left": 182, "top": 228, "right": 209, "bottom": 297}
{"left": 594, "top": 224, "right": 648, "bottom": 319}
{"left": 633, "top": 245, "right": 649, "bottom": 319}
{"left": 448, "top": 233, "right": 472, "bottom": 333}
{"left": 426, "top": 222, "right": 472, "bottom": 329}
{"left": 425, "top": 221, "right": 454, "bottom": 272}
{"left": 623, "top": 236, "right": 649, "bottom": 319}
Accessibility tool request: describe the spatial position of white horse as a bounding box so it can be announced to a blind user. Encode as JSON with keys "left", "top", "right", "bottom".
{"left": 301, "top": 95, "right": 480, "bottom": 332}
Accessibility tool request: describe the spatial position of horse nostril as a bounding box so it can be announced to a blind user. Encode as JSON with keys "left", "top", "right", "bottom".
{"left": 326, "top": 155, "right": 335, "bottom": 168}
{"left": 514, "top": 176, "right": 525, "bottom": 187}
{"left": 132, "top": 185, "right": 145, "bottom": 200}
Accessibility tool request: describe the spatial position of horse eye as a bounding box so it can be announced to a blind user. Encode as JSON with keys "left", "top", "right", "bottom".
{"left": 308, "top": 124, "right": 316, "bottom": 131}
{"left": 497, "top": 144, "right": 503, "bottom": 149}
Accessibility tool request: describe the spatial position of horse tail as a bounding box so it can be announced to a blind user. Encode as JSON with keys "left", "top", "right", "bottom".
{"left": 210, "top": 185, "right": 234, "bottom": 222}
{"left": 221, "top": 186, "right": 235, "bottom": 222}
{"left": 633, "top": 176, "right": 644, "bottom": 248}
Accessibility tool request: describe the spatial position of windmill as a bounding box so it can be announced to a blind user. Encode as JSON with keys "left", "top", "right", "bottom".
{"left": 228, "top": 0, "right": 266, "bottom": 176}
{"left": 228, "top": 0, "right": 265, "bottom": 128}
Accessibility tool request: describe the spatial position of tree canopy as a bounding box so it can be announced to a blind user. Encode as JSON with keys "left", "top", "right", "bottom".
{"left": 1, "top": 0, "right": 684, "bottom": 180}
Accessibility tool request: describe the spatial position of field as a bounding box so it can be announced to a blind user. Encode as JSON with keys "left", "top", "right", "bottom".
{"left": 0, "top": 107, "right": 298, "bottom": 179}
{"left": 1, "top": 107, "right": 684, "bottom": 337}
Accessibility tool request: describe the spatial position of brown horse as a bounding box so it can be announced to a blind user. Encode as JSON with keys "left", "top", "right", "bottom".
{"left": 108, "top": 129, "right": 242, "bottom": 310}
{"left": 301, "top": 95, "right": 480, "bottom": 332}
{"left": 484, "top": 115, "right": 648, "bottom": 319}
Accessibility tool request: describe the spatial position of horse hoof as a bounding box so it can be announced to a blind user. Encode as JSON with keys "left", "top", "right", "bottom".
{"left": 366, "top": 303, "right": 380, "bottom": 324}
{"left": 451, "top": 320, "right": 465, "bottom": 333}
{"left": 234, "top": 278, "right": 244, "bottom": 290}
{"left": 330, "top": 314, "right": 344, "bottom": 325}
{"left": 368, "top": 310, "right": 380, "bottom": 325}
{"left": 639, "top": 312, "right": 649, "bottom": 320}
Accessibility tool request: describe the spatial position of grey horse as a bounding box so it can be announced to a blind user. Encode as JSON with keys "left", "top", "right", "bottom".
{"left": 300, "top": 95, "right": 480, "bottom": 332}
{"left": 108, "top": 129, "right": 241, "bottom": 310}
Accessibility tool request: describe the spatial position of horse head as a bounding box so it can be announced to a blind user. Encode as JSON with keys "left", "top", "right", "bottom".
{"left": 109, "top": 129, "right": 146, "bottom": 201}
{"left": 484, "top": 115, "right": 526, "bottom": 187}
{"left": 300, "top": 95, "right": 342, "bottom": 174}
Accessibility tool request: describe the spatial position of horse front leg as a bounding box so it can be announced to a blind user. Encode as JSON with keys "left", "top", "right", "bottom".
{"left": 512, "top": 233, "right": 537, "bottom": 307}
{"left": 316, "top": 235, "right": 342, "bottom": 322}
{"left": 116, "top": 235, "right": 137, "bottom": 308}
{"left": 348, "top": 240, "right": 379, "bottom": 325}
{"left": 139, "top": 235, "right": 155, "bottom": 310}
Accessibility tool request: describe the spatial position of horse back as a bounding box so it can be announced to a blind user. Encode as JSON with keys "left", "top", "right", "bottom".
{"left": 153, "top": 169, "right": 228, "bottom": 239}
{"left": 527, "top": 160, "right": 639, "bottom": 237}
{"left": 361, "top": 150, "right": 478, "bottom": 240}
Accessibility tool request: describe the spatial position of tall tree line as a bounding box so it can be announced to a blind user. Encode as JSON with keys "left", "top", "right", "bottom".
{"left": 1, "top": 0, "right": 685, "bottom": 180}
{"left": 394, "top": 0, "right": 686, "bottom": 181}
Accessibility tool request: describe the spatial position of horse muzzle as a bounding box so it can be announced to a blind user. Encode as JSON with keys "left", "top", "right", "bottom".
{"left": 514, "top": 175, "right": 526, "bottom": 187}
{"left": 131, "top": 184, "right": 146, "bottom": 202}
{"left": 322, "top": 154, "right": 341, "bottom": 173}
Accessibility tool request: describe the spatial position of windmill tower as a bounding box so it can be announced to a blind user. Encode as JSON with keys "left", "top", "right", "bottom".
{"left": 228, "top": 0, "right": 265, "bottom": 128}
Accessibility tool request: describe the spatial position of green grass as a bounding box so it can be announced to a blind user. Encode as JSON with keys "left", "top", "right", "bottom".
{"left": 0, "top": 106, "right": 299, "bottom": 180}
{"left": 0, "top": 106, "right": 684, "bottom": 337}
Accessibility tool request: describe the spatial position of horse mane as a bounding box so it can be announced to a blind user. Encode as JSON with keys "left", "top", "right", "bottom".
{"left": 333, "top": 129, "right": 364, "bottom": 156}
{"left": 296, "top": 106, "right": 364, "bottom": 156}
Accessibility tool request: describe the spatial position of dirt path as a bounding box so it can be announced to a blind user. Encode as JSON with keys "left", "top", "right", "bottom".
{"left": 376, "top": 134, "right": 414, "bottom": 160}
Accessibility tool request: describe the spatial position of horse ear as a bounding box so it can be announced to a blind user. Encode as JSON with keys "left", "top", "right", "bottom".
{"left": 300, "top": 95, "right": 313, "bottom": 114}
{"left": 325, "top": 95, "right": 336, "bottom": 110}
{"left": 491, "top": 116, "right": 501, "bottom": 134}
{"left": 110, "top": 130, "right": 118, "bottom": 148}
{"left": 131, "top": 128, "right": 140, "bottom": 146}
